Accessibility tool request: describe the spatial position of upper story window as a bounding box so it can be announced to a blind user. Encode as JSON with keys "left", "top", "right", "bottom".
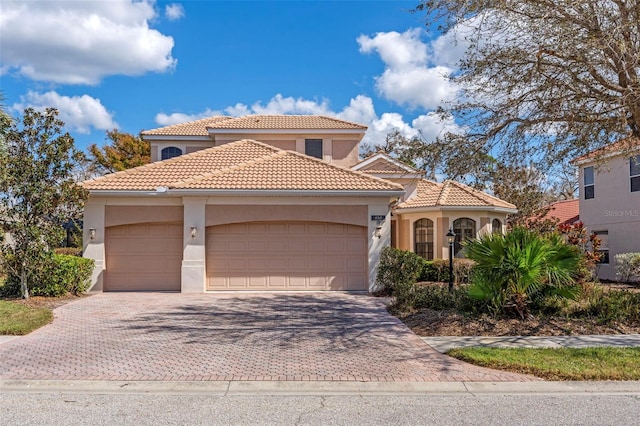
{"left": 414, "top": 218, "right": 434, "bottom": 260}
{"left": 161, "top": 147, "right": 182, "bottom": 161}
{"left": 631, "top": 155, "right": 640, "bottom": 193}
{"left": 583, "top": 166, "right": 595, "bottom": 199}
{"left": 492, "top": 219, "right": 502, "bottom": 234}
{"left": 305, "top": 139, "right": 323, "bottom": 159}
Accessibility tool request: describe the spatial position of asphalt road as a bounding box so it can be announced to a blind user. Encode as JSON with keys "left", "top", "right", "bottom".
{"left": 2, "top": 392, "right": 640, "bottom": 425}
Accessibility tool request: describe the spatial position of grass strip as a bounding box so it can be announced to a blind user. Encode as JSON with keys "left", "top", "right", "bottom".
{"left": 0, "top": 300, "right": 53, "bottom": 335}
{"left": 448, "top": 346, "right": 640, "bottom": 381}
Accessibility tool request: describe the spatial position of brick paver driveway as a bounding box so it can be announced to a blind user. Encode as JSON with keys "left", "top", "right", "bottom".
{"left": 0, "top": 293, "right": 534, "bottom": 382}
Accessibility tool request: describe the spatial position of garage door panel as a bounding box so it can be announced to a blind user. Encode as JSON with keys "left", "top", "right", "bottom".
{"left": 206, "top": 222, "right": 366, "bottom": 291}
{"left": 105, "top": 223, "right": 182, "bottom": 292}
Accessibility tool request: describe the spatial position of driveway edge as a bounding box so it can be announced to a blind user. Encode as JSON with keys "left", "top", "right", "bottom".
{"left": 2, "top": 380, "right": 639, "bottom": 395}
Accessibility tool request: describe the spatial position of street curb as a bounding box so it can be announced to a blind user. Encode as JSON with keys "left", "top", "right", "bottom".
{"left": 2, "top": 380, "right": 639, "bottom": 395}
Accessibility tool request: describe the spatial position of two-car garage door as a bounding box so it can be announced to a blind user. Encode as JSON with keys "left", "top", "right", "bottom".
{"left": 104, "top": 221, "right": 367, "bottom": 292}
{"left": 206, "top": 222, "right": 367, "bottom": 291}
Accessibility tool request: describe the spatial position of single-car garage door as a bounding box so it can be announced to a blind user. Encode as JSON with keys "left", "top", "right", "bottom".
{"left": 206, "top": 222, "right": 367, "bottom": 291}
{"left": 105, "top": 223, "right": 183, "bottom": 291}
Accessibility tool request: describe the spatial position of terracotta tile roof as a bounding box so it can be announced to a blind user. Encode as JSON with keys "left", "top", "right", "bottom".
{"left": 81, "top": 140, "right": 402, "bottom": 193}
{"left": 141, "top": 114, "right": 366, "bottom": 137}
{"left": 538, "top": 199, "right": 580, "bottom": 225}
{"left": 207, "top": 115, "right": 367, "bottom": 130}
{"left": 571, "top": 138, "right": 640, "bottom": 163}
{"left": 395, "top": 180, "right": 517, "bottom": 210}
{"left": 141, "top": 116, "right": 232, "bottom": 136}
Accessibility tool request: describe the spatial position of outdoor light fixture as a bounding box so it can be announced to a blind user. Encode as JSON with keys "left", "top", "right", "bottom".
{"left": 89, "top": 228, "right": 96, "bottom": 241}
{"left": 446, "top": 228, "right": 456, "bottom": 293}
{"left": 190, "top": 226, "right": 197, "bottom": 239}
{"left": 374, "top": 225, "right": 382, "bottom": 239}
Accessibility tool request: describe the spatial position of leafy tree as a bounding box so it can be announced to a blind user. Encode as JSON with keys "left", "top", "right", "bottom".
{"left": 416, "top": 0, "right": 640, "bottom": 166}
{"left": 492, "top": 163, "right": 547, "bottom": 224}
{"left": 88, "top": 129, "right": 150, "bottom": 175}
{"left": 0, "top": 108, "right": 87, "bottom": 299}
{"left": 465, "top": 227, "right": 581, "bottom": 319}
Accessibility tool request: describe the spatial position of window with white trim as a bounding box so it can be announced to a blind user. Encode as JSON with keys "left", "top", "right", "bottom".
{"left": 630, "top": 155, "right": 640, "bottom": 192}
{"left": 583, "top": 166, "right": 594, "bottom": 199}
{"left": 492, "top": 219, "right": 502, "bottom": 234}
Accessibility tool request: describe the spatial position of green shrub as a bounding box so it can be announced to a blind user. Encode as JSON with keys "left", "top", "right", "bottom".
{"left": 465, "top": 227, "right": 581, "bottom": 319}
{"left": 419, "top": 258, "right": 476, "bottom": 284}
{"left": 53, "top": 247, "right": 83, "bottom": 257}
{"left": 615, "top": 253, "right": 640, "bottom": 284}
{"left": 572, "top": 286, "right": 640, "bottom": 324}
{"left": 2, "top": 253, "right": 93, "bottom": 297}
{"left": 413, "top": 283, "right": 482, "bottom": 314}
{"left": 376, "top": 247, "right": 425, "bottom": 309}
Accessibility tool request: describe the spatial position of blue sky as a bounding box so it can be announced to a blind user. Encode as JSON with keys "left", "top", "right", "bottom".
{"left": 1, "top": 1, "right": 464, "bottom": 152}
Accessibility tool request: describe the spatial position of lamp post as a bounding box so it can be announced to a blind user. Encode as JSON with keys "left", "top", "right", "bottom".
{"left": 446, "top": 228, "right": 455, "bottom": 293}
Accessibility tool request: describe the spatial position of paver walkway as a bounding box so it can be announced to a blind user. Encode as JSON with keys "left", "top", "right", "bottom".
{"left": 0, "top": 293, "right": 534, "bottom": 382}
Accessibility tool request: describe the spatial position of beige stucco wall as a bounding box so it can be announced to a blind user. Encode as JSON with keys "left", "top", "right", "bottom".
{"left": 148, "top": 133, "right": 362, "bottom": 168}
{"left": 394, "top": 209, "right": 508, "bottom": 260}
{"left": 84, "top": 194, "right": 394, "bottom": 293}
{"left": 578, "top": 154, "right": 640, "bottom": 280}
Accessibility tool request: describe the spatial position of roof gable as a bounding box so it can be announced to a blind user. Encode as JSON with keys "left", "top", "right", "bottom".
{"left": 81, "top": 140, "right": 402, "bottom": 193}
{"left": 352, "top": 152, "right": 421, "bottom": 175}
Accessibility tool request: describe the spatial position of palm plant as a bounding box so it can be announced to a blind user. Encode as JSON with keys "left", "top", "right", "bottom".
{"left": 465, "top": 227, "right": 581, "bottom": 319}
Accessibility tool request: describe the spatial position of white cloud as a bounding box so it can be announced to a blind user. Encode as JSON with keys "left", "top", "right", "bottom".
{"left": 357, "top": 29, "right": 458, "bottom": 110}
{"left": 0, "top": 0, "right": 176, "bottom": 85}
{"left": 165, "top": 3, "right": 185, "bottom": 21}
{"left": 249, "top": 94, "right": 333, "bottom": 115}
{"left": 12, "top": 91, "right": 118, "bottom": 134}
{"left": 155, "top": 109, "right": 222, "bottom": 126}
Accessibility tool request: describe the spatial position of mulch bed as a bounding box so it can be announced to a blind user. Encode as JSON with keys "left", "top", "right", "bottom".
{"left": 6, "top": 294, "right": 90, "bottom": 310}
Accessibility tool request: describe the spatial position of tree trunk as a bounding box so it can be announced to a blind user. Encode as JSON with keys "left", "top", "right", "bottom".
{"left": 20, "top": 262, "right": 29, "bottom": 300}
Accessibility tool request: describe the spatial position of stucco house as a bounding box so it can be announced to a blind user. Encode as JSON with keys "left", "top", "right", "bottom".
{"left": 572, "top": 139, "right": 640, "bottom": 281}
{"left": 82, "top": 115, "right": 516, "bottom": 293}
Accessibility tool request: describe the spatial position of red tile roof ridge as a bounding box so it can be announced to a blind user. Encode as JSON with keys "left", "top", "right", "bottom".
{"left": 205, "top": 114, "right": 368, "bottom": 130}
{"left": 572, "top": 137, "right": 640, "bottom": 163}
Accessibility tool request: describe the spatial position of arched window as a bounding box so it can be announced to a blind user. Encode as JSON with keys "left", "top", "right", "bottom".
{"left": 414, "top": 218, "right": 434, "bottom": 260}
{"left": 453, "top": 218, "right": 476, "bottom": 257}
{"left": 161, "top": 146, "right": 182, "bottom": 160}
{"left": 492, "top": 219, "right": 502, "bottom": 234}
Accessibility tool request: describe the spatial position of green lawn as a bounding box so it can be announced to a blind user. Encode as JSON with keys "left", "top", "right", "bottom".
{"left": 0, "top": 300, "right": 53, "bottom": 335}
{"left": 448, "top": 347, "right": 640, "bottom": 380}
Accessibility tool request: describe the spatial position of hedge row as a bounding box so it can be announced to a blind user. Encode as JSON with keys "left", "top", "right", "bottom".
{"left": 2, "top": 253, "right": 93, "bottom": 297}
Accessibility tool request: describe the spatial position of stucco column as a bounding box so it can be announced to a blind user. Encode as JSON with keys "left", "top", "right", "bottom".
{"left": 368, "top": 203, "right": 392, "bottom": 292}
{"left": 480, "top": 216, "right": 490, "bottom": 235}
{"left": 437, "top": 217, "right": 449, "bottom": 260}
{"left": 83, "top": 199, "right": 106, "bottom": 292}
{"left": 182, "top": 198, "right": 206, "bottom": 293}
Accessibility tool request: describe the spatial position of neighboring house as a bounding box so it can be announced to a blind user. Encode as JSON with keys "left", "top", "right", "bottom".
{"left": 572, "top": 139, "right": 640, "bottom": 281}
{"left": 82, "top": 115, "right": 515, "bottom": 293}
{"left": 537, "top": 199, "right": 580, "bottom": 227}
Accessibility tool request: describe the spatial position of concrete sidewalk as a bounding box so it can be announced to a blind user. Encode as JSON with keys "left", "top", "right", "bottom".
{"left": 422, "top": 334, "right": 640, "bottom": 353}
